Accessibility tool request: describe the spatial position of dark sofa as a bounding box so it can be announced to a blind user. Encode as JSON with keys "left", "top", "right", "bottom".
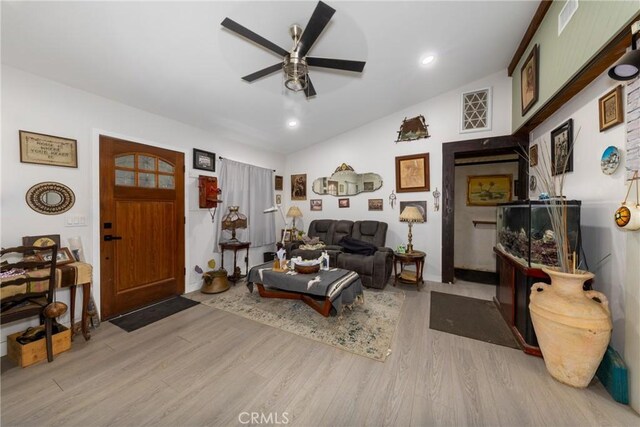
{"left": 290, "top": 219, "right": 393, "bottom": 289}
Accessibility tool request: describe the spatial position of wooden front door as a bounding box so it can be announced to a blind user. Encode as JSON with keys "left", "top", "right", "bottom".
{"left": 99, "top": 135, "right": 185, "bottom": 319}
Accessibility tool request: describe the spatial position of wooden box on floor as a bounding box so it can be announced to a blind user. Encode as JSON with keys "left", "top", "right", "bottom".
{"left": 7, "top": 326, "right": 71, "bottom": 367}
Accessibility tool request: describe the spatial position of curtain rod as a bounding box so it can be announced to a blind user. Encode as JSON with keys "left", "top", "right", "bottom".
{"left": 218, "top": 156, "right": 276, "bottom": 172}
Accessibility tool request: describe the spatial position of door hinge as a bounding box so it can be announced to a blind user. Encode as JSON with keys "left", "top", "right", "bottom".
{"left": 184, "top": 267, "right": 186, "bottom": 276}
{"left": 183, "top": 165, "right": 186, "bottom": 173}
{"left": 184, "top": 216, "right": 186, "bottom": 225}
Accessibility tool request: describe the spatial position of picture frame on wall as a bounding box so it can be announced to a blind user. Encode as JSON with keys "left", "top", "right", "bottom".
{"left": 275, "top": 194, "right": 282, "bottom": 205}
{"left": 520, "top": 44, "right": 539, "bottom": 116}
{"left": 19, "top": 130, "right": 78, "bottom": 168}
{"left": 551, "top": 119, "right": 574, "bottom": 176}
{"left": 291, "top": 174, "right": 307, "bottom": 200}
{"left": 395, "top": 153, "right": 430, "bottom": 193}
{"left": 599, "top": 85, "right": 623, "bottom": 132}
{"left": 338, "top": 198, "right": 350, "bottom": 208}
{"left": 193, "top": 148, "right": 215, "bottom": 172}
{"left": 399, "top": 201, "right": 427, "bottom": 221}
{"left": 368, "top": 199, "right": 383, "bottom": 211}
{"left": 310, "top": 199, "right": 322, "bottom": 211}
{"left": 467, "top": 174, "right": 512, "bottom": 206}
{"left": 275, "top": 175, "right": 283, "bottom": 191}
{"left": 529, "top": 144, "right": 539, "bottom": 167}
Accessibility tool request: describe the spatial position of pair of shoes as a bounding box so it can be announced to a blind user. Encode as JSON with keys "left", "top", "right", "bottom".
{"left": 16, "top": 326, "right": 46, "bottom": 345}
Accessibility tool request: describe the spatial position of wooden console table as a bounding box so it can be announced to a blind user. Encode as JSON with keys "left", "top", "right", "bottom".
{"left": 219, "top": 241, "right": 250, "bottom": 282}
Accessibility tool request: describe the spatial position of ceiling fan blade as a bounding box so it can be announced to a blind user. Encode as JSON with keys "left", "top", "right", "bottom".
{"left": 304, "top": 77, "right": 317, "bottom": 98}
{"left": 221, "top": 18, "right": 289, "bottom": 57}
{"left": 242, "top": 63, "right": 284, "bottom": 82}
{"left": 296, "top": 1, "right": 336, "bottom": 58}
{"left": 306, "top": 57, "right": 366, "bottom": 73}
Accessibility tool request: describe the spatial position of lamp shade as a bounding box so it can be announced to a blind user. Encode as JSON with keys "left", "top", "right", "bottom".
{"left": 400, "top": 206, "right": 424, "bottom": 223}
{"left": 286, "top": 206, "right": 303, "bottom": 218}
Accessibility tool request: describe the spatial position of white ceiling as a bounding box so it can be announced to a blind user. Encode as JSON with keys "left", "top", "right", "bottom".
{"left": 1, "top": 1, "right": 538, "bottom": 153}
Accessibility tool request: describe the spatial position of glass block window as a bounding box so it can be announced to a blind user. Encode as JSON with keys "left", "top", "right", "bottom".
{"left": 114, "top": 153, "right": 175, "bottom": 189}
{"left": 461, "top": 87, "right": 491, "bottom": 133}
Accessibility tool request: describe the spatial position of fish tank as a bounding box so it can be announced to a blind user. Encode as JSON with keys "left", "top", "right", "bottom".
{"left": 496, "top": 200, "right": 581, "bottom": 268}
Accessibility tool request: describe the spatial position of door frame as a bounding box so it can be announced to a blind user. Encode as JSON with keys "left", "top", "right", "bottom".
{"left": 91, "top": 129, "right": 189, "bottom": 318}
{"left": 441, "top": 135, "right": 528, "bottom": 284}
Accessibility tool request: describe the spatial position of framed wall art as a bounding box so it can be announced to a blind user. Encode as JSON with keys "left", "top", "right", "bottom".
{"left": 551, "top": 119, "right": 574, "bottom": 176}
{"left": 275, "top": 175, "right": 283, "bottom": 191}
{"left": 520, "top": 44, "right": 539, "bottom": 116}
{"left": 599, "top": 85, "right": 623, "bottom": 132}
{"left": 310, "top": 199, "right": 322, "bottom": 211}
{"left": 395, "top": 153, "right": 430, "bottom": 193}
{"left": 275, "top": 194, "right": 282, "bottom": 205}
{"left": 529, "top": 144, "right": 539, "bottom": 167}
{"left": 338, "top": 198, "right": 350, "bottom": 208}
{"left": 193, "top": 148, "right": 215, "bottom": 172}
{"left": 281, "top": 229, "right": 292, "bottom": 243}
{"left": 467, "top": 174, "right": 512, "bottom": 206}
{"left": 399, "top": 201, "right": 427, "bottom": 221}
{"left": 368, "top": 199, "right": 383, "bottom": 211}
{"left": 460, "top": 87, "right": 491, "bottom": 133}
{"left": 19, "top": 130, "right": 77, "bottom": 168}
{"left": 291, "top": 174, "right": 307, "bottom": 200}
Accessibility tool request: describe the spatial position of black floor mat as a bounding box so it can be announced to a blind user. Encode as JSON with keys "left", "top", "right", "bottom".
{"left": 110, "top": 296, "right": 199, "bottom": 332}
{"left": 429, "top": 291, "right": 519, "bottom": 349}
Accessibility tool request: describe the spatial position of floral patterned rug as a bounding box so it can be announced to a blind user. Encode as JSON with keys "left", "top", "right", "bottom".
{"left": 200, "top": 285, "right": 405, "bottom": 362}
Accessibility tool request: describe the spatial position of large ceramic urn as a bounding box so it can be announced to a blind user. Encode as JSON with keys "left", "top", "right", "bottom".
{"left": 529, "top": 268, "right": 612, "bottom": 388}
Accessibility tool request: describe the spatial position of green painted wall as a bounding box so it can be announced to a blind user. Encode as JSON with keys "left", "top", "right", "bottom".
{"left": 512, "top": 0, "right": 640, "bottom": 132}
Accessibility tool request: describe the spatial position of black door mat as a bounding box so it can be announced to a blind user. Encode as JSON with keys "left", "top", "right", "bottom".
{"left": 110, "top": 296, "right": 199, "bottom": 332}
{"left": 429, "top": 291, "right": 519, "bottom": 349}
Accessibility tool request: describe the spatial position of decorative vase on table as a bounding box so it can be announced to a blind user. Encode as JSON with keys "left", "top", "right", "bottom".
{"left": 529, "top": 267, "right": 612, "bottom": 388}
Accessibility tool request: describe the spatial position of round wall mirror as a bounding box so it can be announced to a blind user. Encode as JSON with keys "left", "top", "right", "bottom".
{"left": 25, "top": 182, "right": 75, "bottom": 215}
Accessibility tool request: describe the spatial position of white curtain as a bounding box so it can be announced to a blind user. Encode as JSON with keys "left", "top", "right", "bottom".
{"left": 215, "top": 159, "right": 276, "bottom": 249}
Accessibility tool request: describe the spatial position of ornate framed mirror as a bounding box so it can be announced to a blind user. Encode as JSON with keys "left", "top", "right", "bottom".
{"left": 25, "top": 182, "right": 75, "bottom": 215}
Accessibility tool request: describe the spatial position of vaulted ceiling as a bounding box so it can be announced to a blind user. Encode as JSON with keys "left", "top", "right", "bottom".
{"left": 1, "top": 1, "right": 538, "bottom": 153}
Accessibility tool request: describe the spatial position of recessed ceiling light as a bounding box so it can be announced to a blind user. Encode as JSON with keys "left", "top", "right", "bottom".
{"left": 421, "top": 55, "right": 436, "bottom": 66}
{"left": 287, "top": 120, "right": 298, "bottom": 128}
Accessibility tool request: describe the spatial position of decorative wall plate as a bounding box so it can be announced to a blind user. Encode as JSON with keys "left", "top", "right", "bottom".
{"left": 25, "top": 182, "right": 75, "bottom": 215}
{"left": 529, "top": 175, "right": 537, "bottom": 191}
{"left": 600, "top": 146, "right": 620, "bottom": 175}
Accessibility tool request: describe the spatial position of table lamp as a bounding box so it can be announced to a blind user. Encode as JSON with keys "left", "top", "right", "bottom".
{"left": 399, "top": 206, "right": 424, "bottom": 253}
{"left": 221, "top": 206, "right": 247, "bottom": 242}
{"left": 286, "top": 206, "right": 303, "bottom": 236}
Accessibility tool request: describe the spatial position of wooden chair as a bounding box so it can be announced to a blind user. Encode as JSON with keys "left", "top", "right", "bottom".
{"left": 1, "top": 245, "right": 58, "bottom": 362}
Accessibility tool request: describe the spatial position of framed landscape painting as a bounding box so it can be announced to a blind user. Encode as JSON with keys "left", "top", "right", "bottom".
{"left": 467, "top": 174, "right": 512, "bottom": 206}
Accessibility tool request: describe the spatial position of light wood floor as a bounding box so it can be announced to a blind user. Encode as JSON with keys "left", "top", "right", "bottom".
{"left": 1, "top": 279, "right": 638, "bottom": 427}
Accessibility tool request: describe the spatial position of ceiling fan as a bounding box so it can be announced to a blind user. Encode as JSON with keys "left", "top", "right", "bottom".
{"left": 221, "top": 1, "right": 366, "bottom": 98}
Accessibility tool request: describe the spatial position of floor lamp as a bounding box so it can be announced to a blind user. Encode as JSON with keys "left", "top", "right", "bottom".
{"left": 263, "top": 205, "right": 289, "bottom": 245}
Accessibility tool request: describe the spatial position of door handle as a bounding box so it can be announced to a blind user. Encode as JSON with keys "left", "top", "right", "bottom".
{"left": 104, "top": 235, "right": 123, "bottom": 241}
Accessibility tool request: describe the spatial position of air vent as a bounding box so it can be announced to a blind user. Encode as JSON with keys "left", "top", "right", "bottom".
{"left": 558, "top": 0, "right": 579, "bottom": 36}
{"left": 460, "top": 88, "right": 492, "bottom": 133}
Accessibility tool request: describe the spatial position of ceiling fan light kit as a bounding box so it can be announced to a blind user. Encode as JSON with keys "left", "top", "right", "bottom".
{"left": 221, "top": 1, "right": 366, "bottom": 98}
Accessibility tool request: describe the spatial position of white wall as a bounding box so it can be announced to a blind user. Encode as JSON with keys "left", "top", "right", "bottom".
{"left": 529, "top": 71, "right": 640, "bottom": 411}
{"left": 0, "top": 65, "right": 286, "bottom": 354}
{"left": 285, "top": 70, "right": 513, "bottom": 282}
{"left": 454, "top": 162, "right": 519, "bottom": 272}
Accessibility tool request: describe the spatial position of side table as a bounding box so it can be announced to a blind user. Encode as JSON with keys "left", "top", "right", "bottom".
{"left": 219, "top": 241, "right": 250, "bottom": 283}
{"left": 393, "top": 250, "right": 426, "bottom": 290}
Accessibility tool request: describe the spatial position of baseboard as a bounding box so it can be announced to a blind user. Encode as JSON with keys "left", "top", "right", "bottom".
{"left": 454, "top": 268, "right": 498, "bottom": 285}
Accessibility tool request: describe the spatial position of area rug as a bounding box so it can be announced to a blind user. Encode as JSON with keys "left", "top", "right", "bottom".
{"left": 110, "top": 296, "right": 200, "bottom": 332}
{"left": 429, "top": 291, "right": 519, "bottom": 349}
{"left": 200, "top": 285, "right": 405, "bottom": 362}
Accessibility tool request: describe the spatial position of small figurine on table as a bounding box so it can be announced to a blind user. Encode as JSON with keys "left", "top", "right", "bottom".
{"left": 275, "top": 242, "right": 287, "bottom": 271}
